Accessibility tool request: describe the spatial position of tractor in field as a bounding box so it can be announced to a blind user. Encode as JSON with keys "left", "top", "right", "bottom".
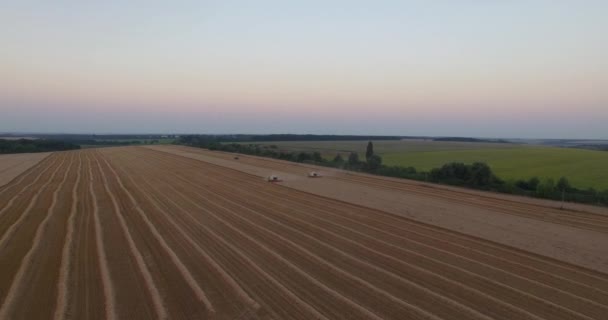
{"left": 267, "top": 175, "right": 282, "bottom": 182}
{"left": 308, "top": 171, "right": 321, "bottom": 178}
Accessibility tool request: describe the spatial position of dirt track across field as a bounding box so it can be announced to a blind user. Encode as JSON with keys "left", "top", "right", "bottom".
{"left": 1, "top": 146, "right": 608, "bottom": 319}
{"left": 0, "top": 152, "right": 50, "bottom": 187}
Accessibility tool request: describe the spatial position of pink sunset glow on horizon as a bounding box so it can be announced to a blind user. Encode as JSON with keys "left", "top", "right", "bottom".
{"left": 1, "top": 1, "right": 607, "bottom": 138}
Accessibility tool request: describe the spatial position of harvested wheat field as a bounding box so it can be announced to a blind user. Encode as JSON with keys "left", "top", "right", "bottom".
{"left": 148, "top": 145, "right": 608, "bottom": 273}
{"left": 0, "top": 152, "right": 50, "bottom": 187}
{"left": 1, "top": 147, "right": 608, "bottom": 320}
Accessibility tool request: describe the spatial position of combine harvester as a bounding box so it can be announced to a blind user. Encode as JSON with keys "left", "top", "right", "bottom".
{"left": 267, "top": 175, "right": 282, "bottom": 182}
{"left": 308, "top": 171, "right": 322, "bottom": 178}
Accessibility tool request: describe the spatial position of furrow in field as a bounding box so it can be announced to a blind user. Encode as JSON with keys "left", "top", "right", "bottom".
{"left": 91, "top": 152, "right": 163, "bottom": 319}
{"left": 0, "top": 152, "right": 76, "bottom": 319}
{"left": 112, "top": 159, "right": 261, "bottom": 314}
{"left": 107, "top": 148, "right": 381, "bottom": 319}
{"left": 179, "top": 160, "right": 608, "bottom": 313}
{"left": 144, "top": 147, "right": 608, "bottom": 293}
{"left": 160, "top": 182, "right": 401, "bottom": 320}
{"left": 133, "top": 162, "right": 472, "bottom": 318}
{"left": 155, "top": 186, "right": 331, "bottom": 320}
{"left": 54, "top": 152, "right": 84, "bottom": 320}
{"left": 0, "top": 153, "right": 68, "bottom": 306}
{"left": 184, "top": 167, "right": 601, "bottom": 320}
{"left": 97, "top": 154, "right": 216, "bottom": 317}
{"left": 137, "top": 147, "right": 608, "bottom": 318}
{"left": 119, "top": 164, "right": 334, "bottom": 318}
{"left": 156, "top": 160, "right": 584, "bottom": 320}
{"left": 258, "top": 188, "right": 608, "bottom": 308}
{"left": 59, "top": 151, "right": 106, "bottom": 320}
{"left": 86, "top": 152, "right": 117, "bottom": 320}
{"left": 176, "top": 155, "right": 608, "bottom": 306}
{"left": 272, "top": 183, "right": 608, "bottom": 289}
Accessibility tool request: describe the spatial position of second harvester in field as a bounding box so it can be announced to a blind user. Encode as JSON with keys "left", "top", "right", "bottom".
{"left": 308, "top": 171, "right": 322, "bottom": 178}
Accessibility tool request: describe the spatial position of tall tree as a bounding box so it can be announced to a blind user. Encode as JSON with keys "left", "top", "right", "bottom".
{"left": 557, "top": 177, "right": 571, "bottom": 208}
{"left": 365, "top": 141, "right": 374, "bottom": 159}
{"left": 348, "top": 152, "right": 360, "bottom": 165}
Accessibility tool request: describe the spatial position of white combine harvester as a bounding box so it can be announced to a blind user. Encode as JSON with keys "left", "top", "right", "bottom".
{"left": 308, "top": 171, "right": 321, "bottom": 178}
{"left": 267, "top": 175, "right": 282, "bottom": 182}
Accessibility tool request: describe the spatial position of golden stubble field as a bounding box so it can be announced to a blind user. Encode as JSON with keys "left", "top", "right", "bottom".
{"left": 1, "top": 146, "right": 608, "bottom": 319}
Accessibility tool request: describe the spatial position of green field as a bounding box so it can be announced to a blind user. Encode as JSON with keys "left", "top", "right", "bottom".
{"left": 247, "top": 140, "right": 608, "bottom": 190}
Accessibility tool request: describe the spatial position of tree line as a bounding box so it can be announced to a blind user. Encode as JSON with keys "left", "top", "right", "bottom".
{"left": 177, "top": 134, "right": 403, "bottom": 143}
{"left": 0, "top": 139, "right": 80, "bottom": 154}
{"left": 176, "top": 136, "right": 608, "bottom": 206}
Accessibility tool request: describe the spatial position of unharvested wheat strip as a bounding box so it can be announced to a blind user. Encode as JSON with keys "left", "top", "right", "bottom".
{"left": 87, "top": 153, "right": 117, "bottom": 320}
{"left": 341, "top": 175, "right": 608, "bottom": 227}
{"left": 93, "top": 153, "right": 168, "bottom": 320}
{"left": 0, "top": 154, "right": 67, "bottom": 252}
{"left": 0, "top": 154, "right": 54, "bottom": 196}
{"left": 0, "top": 153, "right": 74, "bottom": 318}
{"left": 163, "top": 184, "right": 404, "bottom": 320}
{"left": 123, "top": 171, "right": 260, "bottom": 310}
{"left": 99, "top": 155, "right": 215, "bottom": 313}
{"left": 0, "top": 155, "right": 60, "bottom": 216}
{"left": 53, "top": 152, "right": 83, "bottom": 320}
{"left": 158, "top": 188, "right": 331, "bottom": 320}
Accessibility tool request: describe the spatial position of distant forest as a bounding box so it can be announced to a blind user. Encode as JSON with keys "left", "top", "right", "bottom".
{"left": 179, "top": 134, "right": 404, "bottom": 143}
{"left": 0, "top": 139, "right": 80, "bottom": 154}
{"left": 433, "top": 137, "right": 510, "bottom": 143}
{"left": 13, "top": 134, "right": 178, "bottom": 141}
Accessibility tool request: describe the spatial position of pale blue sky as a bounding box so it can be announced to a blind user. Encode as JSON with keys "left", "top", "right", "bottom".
{"left": 1, "top": 1, "right": 607, "bottom": 138}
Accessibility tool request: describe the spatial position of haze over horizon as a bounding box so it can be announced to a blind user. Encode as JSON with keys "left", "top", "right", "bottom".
{"left": 2, "top": 1, "right": 607, "bottom": 139}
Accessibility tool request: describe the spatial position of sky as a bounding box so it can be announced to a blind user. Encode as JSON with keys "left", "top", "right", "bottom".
{"left": 1, "top": 1, "right": 607, "bottom": 138}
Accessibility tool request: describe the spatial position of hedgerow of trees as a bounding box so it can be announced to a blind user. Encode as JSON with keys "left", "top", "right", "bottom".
{"left": 176, "top": 135, "right": 608, "bottom": 206}
{"left": 0, "top": 139, "right": 80, "bottom": 154}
